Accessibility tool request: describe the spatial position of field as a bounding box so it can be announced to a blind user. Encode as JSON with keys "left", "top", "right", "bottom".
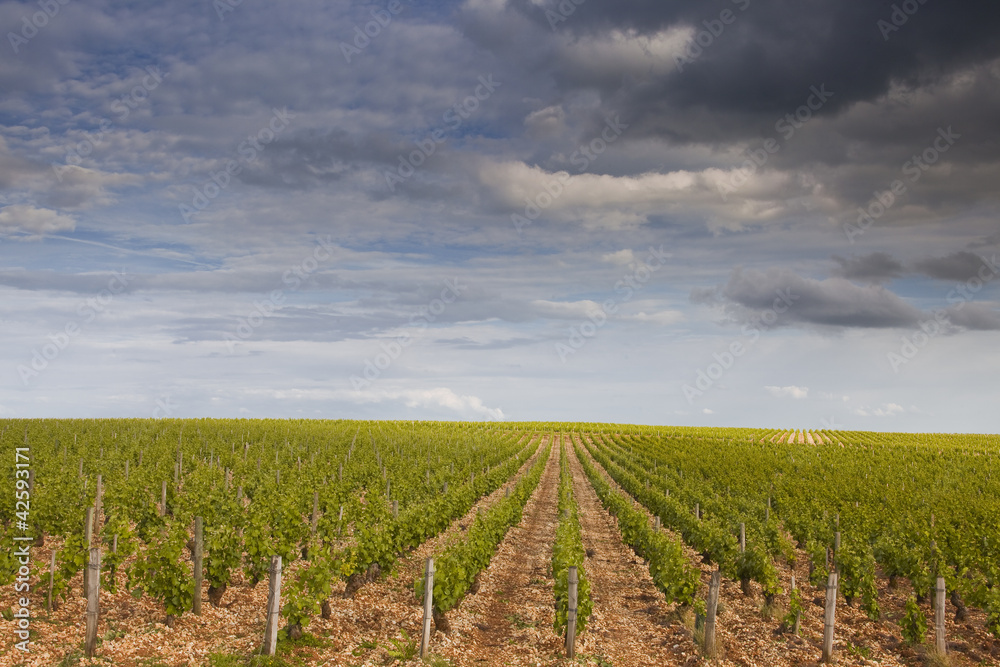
{"left": 1, "top": 419, "right": 999, "bottom": 666}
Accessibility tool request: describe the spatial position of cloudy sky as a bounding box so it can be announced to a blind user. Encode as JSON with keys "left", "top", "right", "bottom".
{"left": 2, "top": 0, "right": 999, "bottom": 431}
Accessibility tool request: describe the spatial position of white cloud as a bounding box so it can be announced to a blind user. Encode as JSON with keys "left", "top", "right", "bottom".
{"left": 602, "top": 249, "right": 635, "bottom": 265}
{"left": 0, "top": 205, "right": 76, "bottom": 236}
{"left": 765, "top": 385, "right": 810, "bottom": 399}
{"left": 854, "top": 403, "right": 906, "bottom": 417}
{"left": 240, "top": 386, "right": 504, "bottom": 421}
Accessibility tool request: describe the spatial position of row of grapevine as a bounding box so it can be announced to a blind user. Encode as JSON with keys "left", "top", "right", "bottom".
{"left": 418, "top": 438, "right": 552, "bottom": 629}
{"left": 552, "top": 436, "right": 592, "bottom": 636}
{"left": 571, "top": 434, "right": 700, "bottom": 607}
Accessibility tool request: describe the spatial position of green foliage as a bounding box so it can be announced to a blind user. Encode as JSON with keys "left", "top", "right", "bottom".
{"left": 128, "top": 522, "right": 194, "bottom": 618}
{"left": 552, "top": 446, "right": 593, "bottom": 635}
{"left": 205, "top": 521, "right": 242, "bottom": 590}
{"left": 381, "top": 629, "right": 417, "bottom": 661}
{"left": 242, "top": 501, "right": 275, "bottom": 587}
{"left": 986, "top": 589, "right": 1000, "bottom": 639}
{"left": 736, "top": 544, "right": 782, "bottom": 599}
{"left": 281, "top": 546, "right": 351, "bottom": 633}
{"left": 423, "top": 443, "right": 551, "bottom": 613}
{"left": 806, "top": 540, "right": 829, "bottom": 588}
{"left": 52, "top": 532, "right": 89, "bottom": 602}
{"left": 838, "top": 540, "right": 879, "bottom": 619}
{"left": 900, "top": 595, "right": 928, "bottom": 645}
{"left": 0, "top": 526, "right": 21, "bottom": 586}
{"left": 575, "top": 440, "right": 699, "bottom": 606}
{"left": 783, "top": 585, "right": 803, "bottom": 634}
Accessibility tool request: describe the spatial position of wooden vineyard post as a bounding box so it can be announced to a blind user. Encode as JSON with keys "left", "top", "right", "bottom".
{"left": 739, "top": 522, "right": 746, "bottom": 553}
{"left": 420, "top": 558, "right": 435, "bottom": 658}
{"left": 85, "top": 547, "right": 101, "bottom": 658}
{"left": 566, "top": 566, "right": 579, "bottom": 658}
{"left": 935, "top": 576, "right": 947, "bottom": 655}
{"left": 83, "top": 507, "right": 93, "bottom": 596}
{"left": 392, "top": 500, "right": 399, "bottom": 519}
{"left": 95, "top": 474, "right": 103, "bottom": 534}
{"left": 263, "top": 556, "right": 283, "bottom": 655}
{"left": 822, "top": 572, "right": 838, "bottom": 663}
{"left": 47, "top": 550, "right": 57, "bottom": 612}
{"left": 160, "top": 480, "right": 167, "bottom": 516}
{"left": 704, "top": 568, "right": 721, "bottom": 657}
{"left": 193, "top": 517, "right": 204, "bottom": 615}
{"left": 310, "top": 491, "right": 320, "bottom": 552}
{"left": 791, "top": 573, "right": 801, "bottom": 635}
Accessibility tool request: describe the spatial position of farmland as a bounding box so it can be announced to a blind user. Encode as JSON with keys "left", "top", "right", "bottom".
{"left": 1, "top": 419, "right": 998, "bottom": 666}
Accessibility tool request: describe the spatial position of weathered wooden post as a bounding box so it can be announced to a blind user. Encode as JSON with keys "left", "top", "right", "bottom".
{"left": 193, "top": 517, "right": 204, "bottom": 615}
{"left": 739, "top": 522, "right": 746, "bottom": 553}
{"left": 47, "top": 550, "right": 57, "bottom": 612}
{"left": 791, "top": 573, "right": 801, "bottom": 635}
{"left": 311, "top": 492, "right": 320, "bottom": 536}
{"left": 392, "top": 500, "right": 399, "bottom": 519}
{"left": 94, "top": 474, "right": 103, "bottom": 535}
{"left": 935, "top": 576, "right": 947, "bottom": 655}
{"left": 566, "top": 566, "right": 579, "bottom": 658}
{"left": 705, "top": 568, "right": 721, "bottom": 656}
{"left": 160, "top": 480, "right": 167, "bottom": 517}
{"left": 83, "top": 507, "right": 94, "bottom": 595}
{"left": 822, "top": 572, "right": 838, "bottom": 663}
{"left": 85, "top": 547, "right": 101, "bottom": 657}
{"left": 420, "top": 557, "right": 435, "bottom": 658}
{"left": 263, "top": 556, "right": 283, "bottom": 655}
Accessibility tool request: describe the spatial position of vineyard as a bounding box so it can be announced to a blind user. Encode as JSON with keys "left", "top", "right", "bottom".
{"left": 1, "top": 419, "right": 999, "bottom": 666}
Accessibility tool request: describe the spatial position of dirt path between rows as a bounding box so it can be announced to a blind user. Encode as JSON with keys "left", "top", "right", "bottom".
{"left": 314, "top": 433, "right": 550, "bottom": 664}
{"left": 566, "top": 433, "right": 702, "bottom": 666}
{"left": 431, "top": 434, "right": 563, "bottom": 665}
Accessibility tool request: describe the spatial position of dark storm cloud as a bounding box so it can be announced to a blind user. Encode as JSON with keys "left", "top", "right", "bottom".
{"left": 508, "top": 0, "right": 1000, "bottom": 119}
{"left": 913, "top": 251, "right": 998, "bottom": 282}
{"left": 831, "top": 252, "right": 904, "bottom": 284}
{"left": 945, "top": 302, "right": 1000, "bottom": 331}
{"left": 697, "top": 265, "right": 1000, "bottom": 331}
{"left": 695, "top": 266, "right": 923, "bottom": 328}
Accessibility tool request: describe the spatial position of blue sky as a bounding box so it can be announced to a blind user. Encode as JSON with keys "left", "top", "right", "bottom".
{"left": 1, "top": 0, "right": 999, "bottom": 431}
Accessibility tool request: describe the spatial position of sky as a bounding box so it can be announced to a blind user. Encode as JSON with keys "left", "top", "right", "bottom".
{"left": 1, "top": 0, "right": 999, "bottom": 432}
